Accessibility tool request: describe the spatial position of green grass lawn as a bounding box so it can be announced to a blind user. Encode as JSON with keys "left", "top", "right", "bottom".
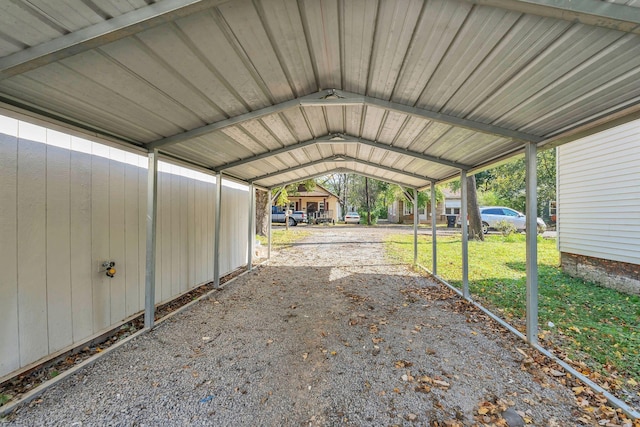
{"left": 385, "top": 233, "right": 640, "bottom": 386}
{"left": 256, "top": 227, "right": 311, "bottom": 251}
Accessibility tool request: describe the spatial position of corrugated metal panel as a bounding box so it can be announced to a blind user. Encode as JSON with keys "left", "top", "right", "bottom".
{"left": 558, "top": 118, "right": 640, "bottom": 265}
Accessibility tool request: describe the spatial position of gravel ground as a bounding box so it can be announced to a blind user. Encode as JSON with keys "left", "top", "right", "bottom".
{"left": 4, "top": 227, "right": 582, "bottom": 426}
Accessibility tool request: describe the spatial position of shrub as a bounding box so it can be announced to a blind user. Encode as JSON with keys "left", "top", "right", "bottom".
{"left": 495, "top": 219, "right": 517, "bottom": 236}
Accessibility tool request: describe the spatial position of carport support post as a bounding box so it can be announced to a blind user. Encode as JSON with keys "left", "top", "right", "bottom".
{"left": 268, "top": 189, "right": 273, "bottom": 259}
{"left": 413, "top": 188, "right": 419, "bottom": 265}
{"left": 430, "top": 181, "right": 437, "bottom": 275}
{"left": 214, "top": 172, "right": 222, "bottom": 287}
{"left": 247, "top": 183, "right": 254, "bottom": 271}
{"left": 144, "top": 149, "right": 158, "bottom": 329}
{"left": 460, "top": 170, "right": 470, "bottom": 300}
{"left": 525, "top": 142, "right": 539, "bottom": 344}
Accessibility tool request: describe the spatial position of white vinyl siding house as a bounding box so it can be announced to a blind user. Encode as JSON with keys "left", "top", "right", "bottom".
{"left": 557, "top": 119, "right": 640, "bottom": 294}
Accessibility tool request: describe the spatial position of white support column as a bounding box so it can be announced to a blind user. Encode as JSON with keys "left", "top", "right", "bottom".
{"left": 247, "top": 183, "right": 254, "bottom": 271}
{"left": 413, "top": 189, "right": 419, "bottom": 265}
{"left": 144, "top": 149, "right": 158, "bottom": 329}
{"left": 460, "top": 170, "right": 469, "bottom": 300}
{"left": 268, "top": 189, "right": 273, "bottom": 260}
{"left": 213, "top": 172, "right": 222, "bottom": 287}
{"left": 525, "top": 142, "right": 539, "bottom": 344}
{"left": 430, "top": 181, "right": 437, "bottom": 275}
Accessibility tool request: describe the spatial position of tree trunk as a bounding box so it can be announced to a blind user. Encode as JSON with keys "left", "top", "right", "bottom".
{"left": 467, "top": 174, "right": 484, "bottom": 241}
{"left": 255, "top": 189, "right": 269, "bottom": 237}
{"left": 365, "top": 177, "right": 371, "bottom": 225}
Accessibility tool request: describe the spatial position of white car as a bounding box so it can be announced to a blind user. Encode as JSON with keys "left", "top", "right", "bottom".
{"left": 480, "top": 206, "right": 546, "bottom": 234}
{"left": 344, "top": 212, "right": 360, "bottom": 224}
{"left": 459, "top": 206, "right": 546, "bottom": 234}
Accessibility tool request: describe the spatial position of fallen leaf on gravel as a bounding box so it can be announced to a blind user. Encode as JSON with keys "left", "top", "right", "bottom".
{"left": 425, "top": 347, "right": 436, "bottom": 355}
{"left": 330, "top": 351, "right": 337, "bottom": 356}
{"left": 369, "top": 324, "right": 379, "bottom": 334}
{"left": 394, "top": 360, "right": 413, "bottom": 368}
{"left": 302, "top": 353, "right": 308, "bottom": 360}
{"left": 266, "top": 339, "right": 273, "bottom": 345}
{"left": 414, "top": 384, "right": 431, "bottom": 393}
{"left": 372, "top": 337, "right": 384, "bottom": 344}
{"left": 433, "top": 380, "right": 450, "bottom": 388}
{"left": 572, "top": 386, "right": 585, "bottom": 395}
{"left": 549, "top": 369, "right": 565, "bottom": 377}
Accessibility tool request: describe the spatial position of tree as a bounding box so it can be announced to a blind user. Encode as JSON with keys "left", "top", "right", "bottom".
{"left": 449, "top": 175, "right": 484, "bottom": 240}
{"left": 466, "top": 175, "right": 484, "bottom": 241}
{"left": 321, "top": 173, "right": 349, "bottom": 220}
{"left": 487, "top": 149, "right": 556, "bottom": 216}
{"left": 255, "top": 188, "right": 269, "bottom": 236}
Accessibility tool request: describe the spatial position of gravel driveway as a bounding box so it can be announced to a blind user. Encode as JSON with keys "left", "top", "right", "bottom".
{"left": 5, "top": 227, "right": 580, "bottom": 426}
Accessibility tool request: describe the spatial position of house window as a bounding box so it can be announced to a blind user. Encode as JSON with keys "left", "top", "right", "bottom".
{"left": 319, "top": 202, "right": 325, "bottom": 212}
{"left": 446, "top": 207, "right": 460, "bottom": 215}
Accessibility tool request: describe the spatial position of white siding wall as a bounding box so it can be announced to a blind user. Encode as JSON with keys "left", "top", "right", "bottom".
{"left": 0, "top": 115, "right": 248, "bottom": 379}
{"left": 557, "top": 119, "right": 640, "bottom": 265}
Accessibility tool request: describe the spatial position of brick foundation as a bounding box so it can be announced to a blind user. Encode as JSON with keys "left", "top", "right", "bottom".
{"left": 560, "top": 252, "right": 639, "bottom": 296}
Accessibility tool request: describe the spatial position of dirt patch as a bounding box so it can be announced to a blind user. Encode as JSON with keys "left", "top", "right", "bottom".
{"left": 2, "top": 228, "right": 631, "bottom": 426}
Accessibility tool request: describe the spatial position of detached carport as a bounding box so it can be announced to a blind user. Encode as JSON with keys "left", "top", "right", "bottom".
{"left": 1, "top": 0, "right": 640, "bottom": 418}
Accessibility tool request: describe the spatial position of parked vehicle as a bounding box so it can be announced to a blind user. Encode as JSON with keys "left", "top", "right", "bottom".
{"left": 458, "top": 206, "right": 546, "bottom": 234}
{"left": 292, "top": 210, "right": 307, "bottom": 224}
{"left": 271, "top": 206, "right": 297, "bottom": 226}
{"left": 344, "top": 212, "right": 360, "bottom": 224}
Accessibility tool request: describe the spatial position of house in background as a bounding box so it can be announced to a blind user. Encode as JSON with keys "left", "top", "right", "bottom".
{"left": 557, "top": 119, "right": 640, "bottom": 296}
{"left": 387, "top": 188, "right": 451, "bottom": 224}
{"left": 284, "top": 183, "right": 341, "bottom": 223}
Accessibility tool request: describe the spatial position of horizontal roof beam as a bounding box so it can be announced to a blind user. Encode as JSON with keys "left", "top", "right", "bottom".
{"left": 274, "top": 168, "right": 420, "bottom": 190}
{"left": 469, "top": 0, "right": 640, "bottom": 35}
{"left": 0, "top": 0, "right": 229, "bottom": 80}
{"left": 147, "top": 89, "right": 542, "bottom": 150}
{"left": 251, "top": 155, "right": 434, "bottom": 184}
{"left": 218, "top": 133, "right": 469, "bottom": 171}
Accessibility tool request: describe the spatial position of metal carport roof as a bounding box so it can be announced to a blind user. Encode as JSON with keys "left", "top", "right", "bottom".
{"left": 1, "top": 0, "right": 640, "bottom": 189}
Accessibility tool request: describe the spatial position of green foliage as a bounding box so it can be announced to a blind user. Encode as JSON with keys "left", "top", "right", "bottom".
{"left": 375, "top": 205, "right": 388, "bottom": 219}
{"left": 477, "top": 190, "right": 504, "bottom": 207}
{"left": 358, "top": 209, "right": 378, "bottom": 225}
{"left": 495, "top": 219, "right": 517, "bottom": 236}
{"left": 385, "top": 233, "right": 640, "bottom": 382}
{"left": 0, "top": 394, "right": 10, "bottom": 406}
{"left": 448, "top": 149, "right": 555, "bottom": 217}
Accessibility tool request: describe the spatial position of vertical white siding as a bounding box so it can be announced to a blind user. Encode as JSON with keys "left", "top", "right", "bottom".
{"left": 17, "top": 123, "right": 49, "bottom": 366}
{"left": 0, "top": 115, "right": 249, "bottom": 379}
{"left": 69, "top": 138, "right": 93, "bottom": 342}
{"left": 0, "top": 119, "right": 19, "bottom": 375}
{"left": 557, "top": 119, "right": 640, "bottom": 265}
{"left": 45, "top": 131, "right": 73, "bottom": 353}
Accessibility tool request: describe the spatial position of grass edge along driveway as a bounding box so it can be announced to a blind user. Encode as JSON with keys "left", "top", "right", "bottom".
{"left": 385, "top": 233, "right": 639, "bottom": 400}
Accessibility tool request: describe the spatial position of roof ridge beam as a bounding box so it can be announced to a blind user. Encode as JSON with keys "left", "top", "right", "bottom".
{"left": 467, "top": 0, "right": 640, "bottom": 35}
{"left": 0, "top": 0, "right": 229, "bottom": 80}
{"left": 217, "top": 133, "right": 469, "bottom": 171}
{"left": 146, "top": 90, "right": 541, "bottom": 150}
